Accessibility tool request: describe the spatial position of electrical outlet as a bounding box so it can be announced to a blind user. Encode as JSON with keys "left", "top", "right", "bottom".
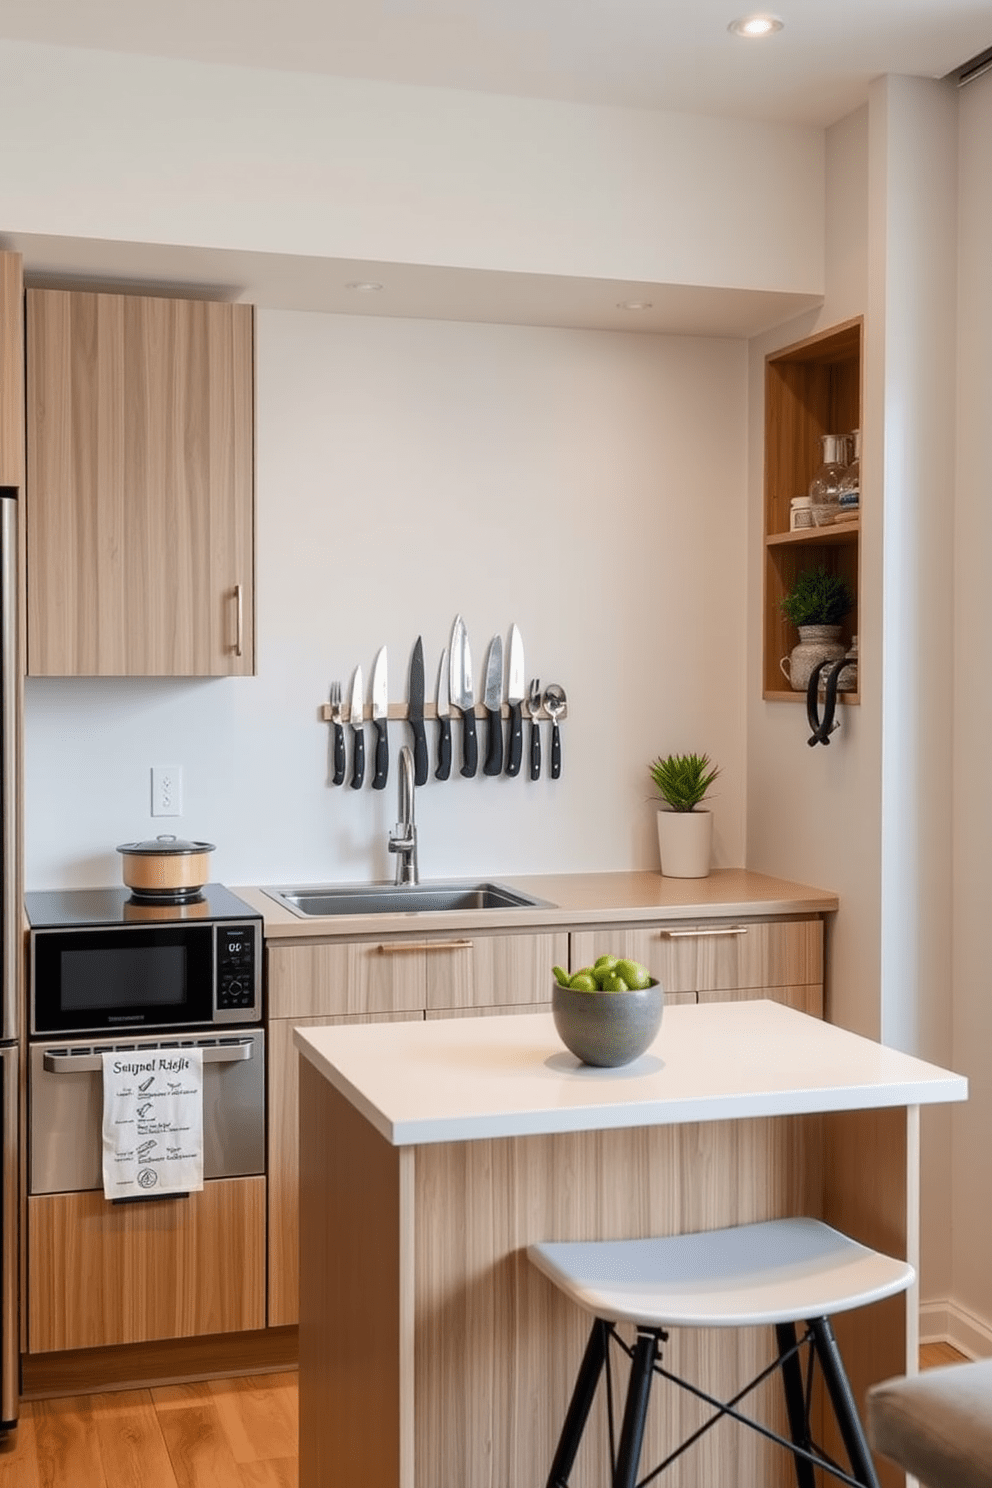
{"left": 151, "top": 765, "right": 183, "bottom": 818}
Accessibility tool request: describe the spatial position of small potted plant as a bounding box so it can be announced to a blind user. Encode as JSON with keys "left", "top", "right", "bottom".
{"left": 779, "top": 566, "right": 854, "bottom": 692}
{"left": 649, "top": 752, "right": 720, "bottom": 879}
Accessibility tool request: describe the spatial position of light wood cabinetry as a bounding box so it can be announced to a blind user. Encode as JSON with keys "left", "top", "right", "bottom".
{"left": 268, "top": 1011, "right": 422, "bottom": 1327}
{"left": 266, "top": 928, "right": 564, "bottom": 1326}
{"left": 763, "top": 318, "right": 862, "bottom": 701}
{"left": 25, "top": 288, "right": 255, "bottom": 676}
{"left": 0, "top": 252, "right": 24, "bottom": 489}
{"left": 27, "top": 1176, "right": 266, "bottom": 1353}
{"left": 570, "top": 917, "right": 823, "bottom": 1015}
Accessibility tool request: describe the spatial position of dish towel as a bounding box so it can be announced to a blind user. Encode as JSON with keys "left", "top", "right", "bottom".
{"left": 102, "top": 1047, "right": 204, "bottom": 1200}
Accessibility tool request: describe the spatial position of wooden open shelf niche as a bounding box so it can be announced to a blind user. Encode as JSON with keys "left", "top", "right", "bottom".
{"left": 763, "top": 317, "right": 862, "bottom": 703}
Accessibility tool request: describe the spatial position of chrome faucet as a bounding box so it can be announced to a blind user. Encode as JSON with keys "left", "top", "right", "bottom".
{"left": 388, "top": 744, "right": 419, "bottom": 885}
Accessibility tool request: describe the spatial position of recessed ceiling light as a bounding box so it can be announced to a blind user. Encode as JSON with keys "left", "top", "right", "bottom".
{"left": 345, "top": 280, "right": 385, "bottom": 293}
{"left": 728, "top": 13, "right": 784, "bottom": 38}
{"left": 617, "top": 300, "right": 654, "bottom": 311}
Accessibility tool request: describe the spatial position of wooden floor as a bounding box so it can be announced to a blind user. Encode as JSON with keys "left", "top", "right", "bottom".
{"left": 0, "top": 1346, "right": 970, "bottom": 1486}
{"left": 0, "top": 1372, "right": 298, "bottom": 1487}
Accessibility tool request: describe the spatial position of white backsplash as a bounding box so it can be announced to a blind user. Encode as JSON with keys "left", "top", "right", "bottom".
{"left": 24, "top": 308, "right": 748, "bottom": 889}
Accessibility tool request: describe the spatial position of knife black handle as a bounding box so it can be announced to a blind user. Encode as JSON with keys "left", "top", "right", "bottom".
{"left": 436, "top": 716, "right": 452, "bottom": 781}
{"left": 372, "top": 719, "right": 388, "bottom": 790}
{"left": 410, "top": 717, "right": 429, "bottom": 787}
{"left": 506, "top": 702, "right": 522, "bottom": 777}
{"left": 529, "top": 718, "right": 541, "bottom": 781}
{"left": 550, "top": 719, "right": 561, "bottom": 780}
{"left": 350, "top": 726, "right": 365, "bottom": 789}
{"left": 332, "top": 723, "right": 346, "bottom": 786}
{"left": 484, "top": 708, "right": 503, "bottom": 776}
{"left": 460, "top": 708, "right": 478, "bottom": 778}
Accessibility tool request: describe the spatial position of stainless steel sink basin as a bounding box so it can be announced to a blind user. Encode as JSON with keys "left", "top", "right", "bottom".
{"left": 264, "top": 881, "right": 553, "bottom": 918}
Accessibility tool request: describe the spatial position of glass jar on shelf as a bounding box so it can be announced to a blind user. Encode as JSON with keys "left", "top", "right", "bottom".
{"left": 808, "top": 434, "right": 848, "bottom": 527}
{"left": 837, "top": 429, "right": 860, "bottom": 517}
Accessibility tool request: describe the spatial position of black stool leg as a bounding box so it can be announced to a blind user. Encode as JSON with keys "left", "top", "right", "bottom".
{"left": 776, "top": 1322, "right": 817, "bottom": 1488}
{"left": 613, "top": 1329, "right": 659, "bottom": 1488}
{"left": 546, "top": 1318, "right": 609, "bottom": 1488}
{"left": 809, "top": 1316, "right": 882, "bottom": 1488}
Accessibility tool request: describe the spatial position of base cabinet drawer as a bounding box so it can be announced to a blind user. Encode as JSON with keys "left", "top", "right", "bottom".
{"left": 27, "top": 1176, "right": 266, "bottom": 1353}
{"left": 570, "top": 919, "right": 823, "bottom": 999}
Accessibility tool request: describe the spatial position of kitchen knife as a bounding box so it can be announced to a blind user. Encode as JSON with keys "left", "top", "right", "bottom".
{"left": 330, "top": 680, "right": 345, "bottom": 786}
{"left": 407, "top": 637, "right": 429, "bottom": 787}
{"left": 349, "top": 666, "right": 365, "bottom": 789}
{"left": 482, "top": 634, "right": 504, "bottom": 776}
{"left": 370, "top": 646, "right": 388, "bottom": 790}
{"left": 505, "top": 624, "right": 525, "bottom": 777}
{"left": 435, "top": 647, "right": 452, "bottom": 781}
{"left": 450, "top": 614, "right": 478, "bottom": 778}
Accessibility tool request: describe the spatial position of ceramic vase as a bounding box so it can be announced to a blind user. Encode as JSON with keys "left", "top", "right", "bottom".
{"left": 656, "top": 809, "right": 712, "bottom": 879}
{"left": 779, "top": 625, "right": 847, "bottom": 692}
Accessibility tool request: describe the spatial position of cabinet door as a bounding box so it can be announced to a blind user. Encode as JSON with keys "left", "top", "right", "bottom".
{"left": 26, "top": 289, "right": 254, "bottom": 677}
{"left": 570, "top": 918, "right": 823, "bottom": 1001}
{"left": 27, "top": 1176, "right": 265, "bottom": 1352}
{"left": 425, "top": 930, "right": 570, "bottom": 1011}
{"left": 0, "top": 252, "right": 24, "bottom": 488}
{"left": 268, "top": 939, "right": 435, "bottom": 1017}
{"left": 268, "top": 1012, "right": 421, "bottom": 1328}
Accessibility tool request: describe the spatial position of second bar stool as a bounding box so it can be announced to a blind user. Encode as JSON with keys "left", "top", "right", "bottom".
{"left": 528, "top": 1216, "right": 914, "bottom": 1488}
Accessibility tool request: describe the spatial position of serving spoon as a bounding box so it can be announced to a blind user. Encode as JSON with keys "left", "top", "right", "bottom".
{"left": 543, "top": 683, "right": 567, "bottom": 779}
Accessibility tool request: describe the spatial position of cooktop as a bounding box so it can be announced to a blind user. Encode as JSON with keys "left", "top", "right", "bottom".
{"left": 24, "top": 884, "right": 260, "bottom": 928}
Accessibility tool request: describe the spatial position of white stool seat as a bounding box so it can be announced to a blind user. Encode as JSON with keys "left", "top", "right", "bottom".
{"left": 528, "top": 1217, "right": 915, "bottom": 1329}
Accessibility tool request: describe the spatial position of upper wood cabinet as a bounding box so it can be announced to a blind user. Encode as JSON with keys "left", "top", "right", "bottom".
{"left": 26, "top": 289, "right": 255, "bottom": 676}
{"left": 0, "top": 253, "right": 24, "bottom": 489}
{"left": 763, "top": 318, "right": 862, "bottom": 702}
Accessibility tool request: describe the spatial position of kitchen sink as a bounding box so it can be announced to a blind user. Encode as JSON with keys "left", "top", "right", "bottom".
{"left": 264, "top": 881, "right": 553, "bottom": 918}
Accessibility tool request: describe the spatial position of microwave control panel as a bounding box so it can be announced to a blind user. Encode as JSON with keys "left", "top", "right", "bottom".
{"left": 215, "top": 923, "right": 262, "bottom": 1021}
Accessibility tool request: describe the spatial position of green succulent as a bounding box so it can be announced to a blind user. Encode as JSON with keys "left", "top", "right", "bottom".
{"left": 780, "top": 566, "right": 854, "bottom": 627}
{"left": 649, "top": 753, "right": 720, "bottom": 813}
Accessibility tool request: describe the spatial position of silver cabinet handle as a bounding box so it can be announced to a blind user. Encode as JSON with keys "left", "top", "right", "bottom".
{"left": 658, "top": 926, "right": 749, "bottom": 940}
{"left": 43, "top": 1039, "right": 255, "bottom": 1074}
{"left": 376, "top": 939, "right": 473, "bottom": 954}
{"left": 234, "top": 583, "right": 244, "bottom": 658}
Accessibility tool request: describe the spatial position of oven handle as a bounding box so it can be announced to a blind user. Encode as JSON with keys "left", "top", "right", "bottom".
{"left": 43, "top": 1039, "right": 256, "bottom": 1074}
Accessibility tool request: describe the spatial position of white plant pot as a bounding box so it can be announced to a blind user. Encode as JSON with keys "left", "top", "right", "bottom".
{"left": 656, "top": 809, "right": 712, "bottom": 879}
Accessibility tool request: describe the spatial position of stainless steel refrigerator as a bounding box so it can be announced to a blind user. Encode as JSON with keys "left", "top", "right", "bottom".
{"left": 1, "top": 491, "right": 19, "bottom": 1430}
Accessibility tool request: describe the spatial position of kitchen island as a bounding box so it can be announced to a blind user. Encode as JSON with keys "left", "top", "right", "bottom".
{"left": 295, "top": 1001, "right": 966, "bottom": 1488}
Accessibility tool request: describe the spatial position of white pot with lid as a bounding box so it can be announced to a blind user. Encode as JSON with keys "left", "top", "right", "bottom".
{"left": 116, "top": 834, "right": 216, "bottom": 899}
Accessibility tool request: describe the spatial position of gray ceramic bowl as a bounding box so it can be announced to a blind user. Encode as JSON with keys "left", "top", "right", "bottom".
{"left": 552, "top": 978, "right": 664, "bottom": 1067}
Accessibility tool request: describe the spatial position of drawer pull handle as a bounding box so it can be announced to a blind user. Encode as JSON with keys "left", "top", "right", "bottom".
{"left": 377, "top": 939, "right": 473, "bottom": 954}
{"left": 234, "top": 583, "right": 244, "bottom": 658}
{"left": 658, "top": 926, "right": 749, "bottom": 940}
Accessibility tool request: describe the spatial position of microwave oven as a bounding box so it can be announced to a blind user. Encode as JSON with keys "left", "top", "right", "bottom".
{"left": 26, "top": 884, "right": 262, "bottom": 1037}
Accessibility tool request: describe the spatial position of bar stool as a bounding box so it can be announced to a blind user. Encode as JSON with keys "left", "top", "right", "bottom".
{"left": 528, "top": 1217, "right": 914, "bottom": 1488}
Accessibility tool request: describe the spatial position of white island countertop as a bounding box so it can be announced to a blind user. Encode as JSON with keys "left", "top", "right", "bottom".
{"left": 294, "top": 1000, "right": 967, "bottom": 1147}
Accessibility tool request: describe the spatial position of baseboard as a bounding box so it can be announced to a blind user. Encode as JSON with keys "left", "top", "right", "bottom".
{"left": 920, "top": 1298, "right": 992, "bottom": 1360}
{"left": 20, "top": 1325, "right": 299, "bottom": 1400}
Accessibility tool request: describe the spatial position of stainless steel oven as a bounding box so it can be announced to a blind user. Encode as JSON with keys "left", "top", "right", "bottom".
{"left": 26, "top": 884, "right": 262, "bottom": 1036}
{"left": 29, "top": 1028, "right": 264, "bottom": 1195}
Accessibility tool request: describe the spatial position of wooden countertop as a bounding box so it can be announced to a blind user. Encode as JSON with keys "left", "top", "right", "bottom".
{"left": 294, "top": 1000, "right": 967, "bottom": 1147}
{"left": 233, "top": 868, "right": 839, "bottom": 940}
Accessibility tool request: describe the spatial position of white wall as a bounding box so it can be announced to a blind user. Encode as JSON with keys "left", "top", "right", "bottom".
{"left": 0, "top": 39, "right": 823, "bottom": 295}
{"left": 951, "top": 66, "right": 992, "bottom": 1355}
{"left": 746, "top": 105, "right": 881, "bottom": 1043}
{"left": 23, "top": 311, "right": 748, "bottom": 889}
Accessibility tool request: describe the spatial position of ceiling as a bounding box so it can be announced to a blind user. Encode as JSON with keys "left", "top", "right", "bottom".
{"left": 0, "top": 0, "right": 988, "bottom": 128}
{"left": 1, "top": 1, "right": 989, "bottom": 334}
